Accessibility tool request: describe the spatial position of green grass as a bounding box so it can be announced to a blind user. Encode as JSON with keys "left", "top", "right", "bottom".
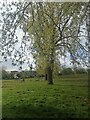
{"left": 2, "top": 74, "right": 89, "bottom": 119}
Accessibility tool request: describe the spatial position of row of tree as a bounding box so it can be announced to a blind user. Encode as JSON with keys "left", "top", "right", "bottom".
{"left": 2, "top": 70, "right": 36, "bottom": 80}
{"left": 2, "top": 67, "right": 88, "bottom": 80}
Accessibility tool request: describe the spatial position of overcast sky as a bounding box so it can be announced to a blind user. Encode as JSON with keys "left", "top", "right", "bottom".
{"left": 1, "top": 55, "right": 72, "bottom": 71}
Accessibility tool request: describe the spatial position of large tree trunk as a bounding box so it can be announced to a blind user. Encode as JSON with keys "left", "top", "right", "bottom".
{"left": 47, "top": 66, "right": 53, "bottom": 84}
{"left": 45, "top": 60, "right": 54, "bottom": 84}
{"left": 45, "top": 64, "right": 53, "bottom": 83}
{"left": 45, "top": 73, "right": 47, "bottom": 80}
{"left": 45, "top": 37, "right": 55, "bottom": 84}
{"left": 45, "top": 67, "right": 47, "bottom": 80}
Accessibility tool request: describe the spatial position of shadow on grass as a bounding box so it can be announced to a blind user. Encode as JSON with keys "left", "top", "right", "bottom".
{"left": 2, "top": 103, "right": 81, "bottom": 119}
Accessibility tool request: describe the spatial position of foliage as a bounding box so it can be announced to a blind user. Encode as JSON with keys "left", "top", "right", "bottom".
{"left": 59, "top": 67, "right": 87, "bottom": 75}
{"left": 61, "top": 68, "right": 74, "bottom": 75}
{"left": 26, "top": 2, "right": 88, "bottom": 82}
{"left": 0, "top": 2, "right": 89, "bottom": 83}
{"left": 2, "top": 70, "right": 37, "bottom": 80}
{"left": 76, "top": 68, "right": 87, "bottom": 74}
{"left": 2, "top": 69, "right": 10, "bottom": 79}
{"left": 0, "top": 2, "right": 33, "bottom": 69}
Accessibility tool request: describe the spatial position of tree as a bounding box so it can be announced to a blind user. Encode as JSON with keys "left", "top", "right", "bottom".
{"left": 61, "top": 67, "right": 74, "bottom": 75}
{"left": 86, "top": 1, "right": 90, "bottom": 71}
{"left": 76, "top": 68, "right": 87, "bottom": 74}
{"left": 2, "top": 68, "right": 10, "bottom": 80}
{"left": 1, "top": 2, "right": 89, "bottom": 84}
{"left": 26, "top": 3, "right": 88, "bottom": 83}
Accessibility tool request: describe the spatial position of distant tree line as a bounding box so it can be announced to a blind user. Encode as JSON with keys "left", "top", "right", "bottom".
{"left": 2, "top": 70, "right": 36, "bottom": 80}
{"left": 59, "top": 68, "right": 88, "bottom": 76}
{"left": 2, "top": 67, "right": 88, "bottom": 80}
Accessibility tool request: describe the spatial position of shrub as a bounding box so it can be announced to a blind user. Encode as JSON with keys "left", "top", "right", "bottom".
{"left": 76, "top": 68, "right": 87, "bottom": 74}
{"left": 61, "top": 68, "right": 74, "bottom": 75}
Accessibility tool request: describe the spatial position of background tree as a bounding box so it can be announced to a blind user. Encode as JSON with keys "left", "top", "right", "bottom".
{"left": 61, "top": 68, "right": 74, "bottom": 75}
{"left": 2, "top": 67, "right": 10, "bottom": 79}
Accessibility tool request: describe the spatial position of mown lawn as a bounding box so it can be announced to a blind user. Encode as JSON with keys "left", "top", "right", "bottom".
{"left": 2, "top": 74, "right": 89, "bottom": 119}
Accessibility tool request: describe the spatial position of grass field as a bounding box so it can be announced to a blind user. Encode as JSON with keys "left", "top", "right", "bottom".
{"left": 2, "top": 74, "right": 89, "bottom": 119}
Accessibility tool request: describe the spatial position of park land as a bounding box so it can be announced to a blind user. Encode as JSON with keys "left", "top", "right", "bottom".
{"left": 2, "top": 74, "right": 89, "bottom": 119}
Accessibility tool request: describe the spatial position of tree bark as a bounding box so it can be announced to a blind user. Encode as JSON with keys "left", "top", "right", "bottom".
{"left": 47, "top": 66, "right": 53, "bottom": 84}
{"left": 45, "top": 73, "right": 47, "bottom": 80}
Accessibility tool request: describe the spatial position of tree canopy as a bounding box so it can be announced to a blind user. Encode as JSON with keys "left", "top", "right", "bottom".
{"left": 0, "top": 1, "right": 89, "bottom": 83}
